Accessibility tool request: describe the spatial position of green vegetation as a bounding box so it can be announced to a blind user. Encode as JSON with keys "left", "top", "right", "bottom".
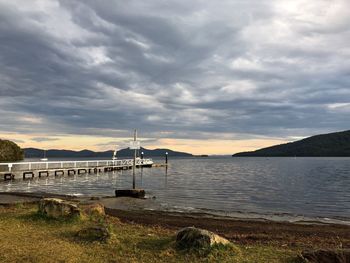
{"left": 233, "top": 130, "right": 350, "bottom": 157}
{"left": 0, "top": 205, "right": 303, "bottom": 263}
{"left": 0, "top": 139, "right": 24, "bottom": 162}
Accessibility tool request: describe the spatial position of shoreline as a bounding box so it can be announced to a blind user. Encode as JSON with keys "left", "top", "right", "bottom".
{"left": 0, "top": 191, "right": 349, "bottom": 249}
{"left": 105, "top": 207, "right": 350, "bottom": 248}
{"left": 1, "top": 191, "right": 349, "bottom": 226}
{"left": 101, "top": 195, "right": 350, "bottom": 226}
{"left": 100, "top": 196, "right": 350, "bottom": 248}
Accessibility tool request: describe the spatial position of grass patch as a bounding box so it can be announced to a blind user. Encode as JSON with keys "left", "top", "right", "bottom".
{"left": 0, "top": 204, "right": 303, "bottom": 263}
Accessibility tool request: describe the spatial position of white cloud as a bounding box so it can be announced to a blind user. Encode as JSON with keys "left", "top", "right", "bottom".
{"left": 80, "top": 47, "right": 112, "bottom": 66}
{"left": 19, "top": 116, "right": 43, "bottom": 124}
{"left": 221, "top": 80, "right": 257, "bottom": 95}
{"left": 230, "top": 58, "right": 263, "bottom": 71}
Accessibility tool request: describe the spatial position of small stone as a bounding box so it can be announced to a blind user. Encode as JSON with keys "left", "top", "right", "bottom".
{"left": 300, "top": 249, "right": 350, "bottom": 263}
{"left": 38, "top": 198, "right": 80, "bottom": 219}
{"left": 176, "top": 227, "right": 230, "bottom": 250}
{"left": 83, "top": 203, "right": 105, "bottom": 216}
{"left": 76, "top": 226, "right": 110, "bottom": 242}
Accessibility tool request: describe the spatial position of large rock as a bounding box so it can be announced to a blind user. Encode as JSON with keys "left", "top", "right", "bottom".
{"left": 115, "top": 189, "right": 145, "bottom": 198}
{"left": 76, "top": 226, "right": 110, "bottom": 242}
{"left": 38, "top": 198, "right": 81, "bottom": 219}
{"left": 176, "top": 227, "right": 230, "bottom": 249}
{"left": 300, "top": 249, "right": 350, "bottom": 263}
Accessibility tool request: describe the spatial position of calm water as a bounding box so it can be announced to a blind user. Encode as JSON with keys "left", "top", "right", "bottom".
{"left": 1, "top": 157, "right": 349, "bottom": 222}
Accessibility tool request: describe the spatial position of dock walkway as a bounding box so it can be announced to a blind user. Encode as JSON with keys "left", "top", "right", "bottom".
{"left": 0, "top": 158, "right": 153, "bottom": 181}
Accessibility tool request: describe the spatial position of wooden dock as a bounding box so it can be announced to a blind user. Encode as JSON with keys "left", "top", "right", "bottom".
{"left": 0, "top": 158, "right": 153, "bottom": 181}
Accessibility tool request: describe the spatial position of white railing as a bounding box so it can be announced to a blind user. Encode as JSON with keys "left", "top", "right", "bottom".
{"left": 0, "top": 158, "right": 153, "bottom": 172}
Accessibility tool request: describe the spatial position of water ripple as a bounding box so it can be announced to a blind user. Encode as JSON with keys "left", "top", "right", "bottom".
{"left": 0, "top": 157, "right": 349, "bottom": 220}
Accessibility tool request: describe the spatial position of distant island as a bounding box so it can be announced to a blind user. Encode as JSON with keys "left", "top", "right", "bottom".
{"left": 233, "top": 130, "right": 350, "bottom": 157}
{"left": 24, "top": 147, "right": 193, "bottom": 159}
{"left": 0, "top": 139, "right": 24, "bottom": 162}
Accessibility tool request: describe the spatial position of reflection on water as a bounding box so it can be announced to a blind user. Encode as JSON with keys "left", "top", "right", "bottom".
{"left": 1, "top": 157, "right": 349, "bottom": 221}
{"left": 165, "top": 166, "right": 168, "bottom": 189}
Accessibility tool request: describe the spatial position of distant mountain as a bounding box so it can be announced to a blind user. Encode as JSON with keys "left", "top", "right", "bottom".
{"left": 116, "top": 147, "right": 192, "bottom": 157}
{"left": 233, "top": 130, "right": 350, "bottom": 157}
{"left": 24, "top": 147, "right": 193, "bottom": 158}
{"left": 24, "top": 148, "right": 112, "bottom": 158}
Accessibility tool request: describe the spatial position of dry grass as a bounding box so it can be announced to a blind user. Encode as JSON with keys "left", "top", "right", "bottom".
{"left": 0, "top": 204, "right": 303, "bottom": 263}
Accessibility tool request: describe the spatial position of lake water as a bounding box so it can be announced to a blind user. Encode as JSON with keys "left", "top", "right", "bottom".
{"left": 1, "top": 157, "right": 349, "bottom": 224}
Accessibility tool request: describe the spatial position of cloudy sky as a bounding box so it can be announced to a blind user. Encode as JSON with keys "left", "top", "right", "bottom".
{"left": 0, "top": 0, "right": 349, "bottom": 154}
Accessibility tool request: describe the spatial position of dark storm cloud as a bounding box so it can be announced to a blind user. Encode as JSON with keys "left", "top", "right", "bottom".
{"left": 31, "top": 137, "right": 60, "bottom": 142}
{"left": 0, "top": 0, "right": 349, "bottom": 141}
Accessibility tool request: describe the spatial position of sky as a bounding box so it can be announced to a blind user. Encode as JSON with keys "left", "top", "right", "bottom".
{"left": 0, "top": 0, "right": 349, "bottom": 155}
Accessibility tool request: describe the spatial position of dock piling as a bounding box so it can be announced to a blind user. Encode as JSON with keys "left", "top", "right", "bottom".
{"left": 4, "top": 173, "right": 14, "bottom": 181}
{"left": 39, "top": 171, "right": 49, "bottom": 178}
{"left": 23, "top": 171, "right": 34, "bottom": 180}
{"left": 55, "top": 170, "right": 64, "bottom": 176}
{"left": 68, "top": 169, "right": 76, "bottom": 176}
{"left": 78, "top": 169, "right": 87, "bottom": 174}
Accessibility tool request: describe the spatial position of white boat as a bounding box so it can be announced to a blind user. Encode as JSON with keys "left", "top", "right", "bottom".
{"left": 40, "top": 150, "right": 48, "bottom": 161}
{"left": 112, "top": 149, "right": 117, "bottom": 160}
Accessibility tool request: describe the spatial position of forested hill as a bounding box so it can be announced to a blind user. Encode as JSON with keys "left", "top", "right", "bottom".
{"left": 0, "top": 139, "right": 24, "bottom": 162}
{"left": 233, "top": 130, "right": 350, "bottom": 157}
